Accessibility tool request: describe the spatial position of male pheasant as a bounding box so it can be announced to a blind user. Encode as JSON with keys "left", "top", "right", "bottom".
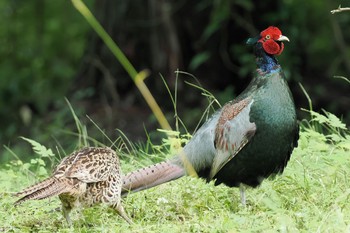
{"left": 122, "top": 26, "right": 299, "bottom": 205}
{"left": 15, "top": 147, "right": 132, "bottom": 225}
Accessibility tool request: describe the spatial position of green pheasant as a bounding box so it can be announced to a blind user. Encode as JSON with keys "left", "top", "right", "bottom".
{"left": 122, "top": 26, "right": 299, "bottom": 205}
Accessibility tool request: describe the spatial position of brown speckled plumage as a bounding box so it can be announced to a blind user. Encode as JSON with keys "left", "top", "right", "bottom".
{"left": 15, "top": 147, "right": 132, "bottom": 225}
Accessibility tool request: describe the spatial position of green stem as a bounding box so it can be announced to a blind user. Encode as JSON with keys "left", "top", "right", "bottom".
{"left": 71, "top": 0, "right": 171, "bottom": 131}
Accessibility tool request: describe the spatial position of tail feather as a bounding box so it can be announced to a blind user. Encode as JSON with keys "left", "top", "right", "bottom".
{"left": 15, "top": 178, "right": 69, "bottom": 205}
{"left": 121, "top": 161, "right": 185, "bottom": 196}
{"left": 14, "top": 177, "right": 55, "bottom": 197}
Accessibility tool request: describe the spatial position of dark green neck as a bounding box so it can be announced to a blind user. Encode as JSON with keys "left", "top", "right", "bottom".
{"left": 254, "top": 42, "right": 280, "bottom": 73}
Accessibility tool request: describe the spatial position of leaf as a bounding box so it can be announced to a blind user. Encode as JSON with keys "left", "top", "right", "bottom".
{"left": 22, "top": 163, "right": 30, "bottom": 171}
{"left": 304, "top": 129, "right": 327, "bottom": 142}
{"left": 157, "top": 129, "right": 180, "bottom": 137}
{"left": 30, "top": 159, "right": 38, "bottom": 164}
{"left": 324, "top": 111, "right": 347, "bottom": 129}
{"left": 201, "top": 0, "right": 231, "bottom": 41}
{"left": 20, "top": 136, "right": 55, "bottom": 158}
{"left": 327, "top": 134, "right": 343, "bottom": 143}
{"left": 37, "top": 166, "right": 48, "bottom": 177}
{"left": 337, "top": 142, "right": 350, "bottom": 150}
{"left": 37, "top": 159, "right": 46, "bottom": 166}
{"left": 189, "top": 52, "right": 211, "bottom": 71}
{"left": 310, "top": 111, "right": 329, "bottom": 124}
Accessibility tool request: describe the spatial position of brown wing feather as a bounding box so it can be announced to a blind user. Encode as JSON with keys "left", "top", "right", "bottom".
{"left": 60, "top": 147, "right": 118, "bottom": 183}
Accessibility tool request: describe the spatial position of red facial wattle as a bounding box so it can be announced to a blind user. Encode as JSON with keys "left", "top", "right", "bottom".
{"left": 262, "top": 40, "right": 284, "bottom": 55}
{"left": 258, "top": 26, "right": 288, "bottom": 55}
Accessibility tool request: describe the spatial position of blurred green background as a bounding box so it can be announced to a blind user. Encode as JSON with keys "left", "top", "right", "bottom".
{"left": 0, "top": 0, "right": 349, "bottom": 161}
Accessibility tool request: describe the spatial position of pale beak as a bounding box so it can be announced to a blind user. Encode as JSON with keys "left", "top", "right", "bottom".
{"left": 277, "top": 35, "right": 290, "bottom": 42}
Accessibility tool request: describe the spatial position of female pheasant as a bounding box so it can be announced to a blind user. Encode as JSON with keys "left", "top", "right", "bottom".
{"left": 122, "top": 26, "right": 299, "bottom": 205}
{"left": 15, "top": 147, "right": 132, "bottom": 225}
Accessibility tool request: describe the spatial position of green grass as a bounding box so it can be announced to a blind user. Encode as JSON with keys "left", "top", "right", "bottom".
{"left": 1, "top": 110, "right": 350, "bottom": 232}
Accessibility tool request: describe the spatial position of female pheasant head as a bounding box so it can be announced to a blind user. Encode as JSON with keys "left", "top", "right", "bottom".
{"left": 247, "top": 26, "right": 289, "bottom": 55}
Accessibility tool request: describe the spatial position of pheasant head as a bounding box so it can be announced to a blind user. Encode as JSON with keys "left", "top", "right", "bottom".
{"left": 247, "top": 26, "right": 289, "bottom": 55}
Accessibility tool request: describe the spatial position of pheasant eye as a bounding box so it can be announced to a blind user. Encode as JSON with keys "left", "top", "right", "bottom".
{"left": 265, "top": 35, "right": 271, "bottom": 40}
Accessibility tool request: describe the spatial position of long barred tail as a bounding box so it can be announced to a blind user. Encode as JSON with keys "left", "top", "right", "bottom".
{"left": 121, "top": 161, "right": 185, "bottom": 196}
{"left": 14, "top": 177, "right": 68, "bottom": 205}
{"left": 14, "top": 177, "right": 55, "bottom": 197}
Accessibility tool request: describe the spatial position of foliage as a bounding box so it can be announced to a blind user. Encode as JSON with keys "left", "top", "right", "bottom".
{"left": 0, "top": 0, "right": 92, "bottom": 144}
{"left": 153, "top": 129, "right": 191, "bottom": 156}
{"left": 20, "top": 137, "right": 55, "bottom": 158}
{"left": 4, "top": 137, "right": 56, "bottom": 179}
